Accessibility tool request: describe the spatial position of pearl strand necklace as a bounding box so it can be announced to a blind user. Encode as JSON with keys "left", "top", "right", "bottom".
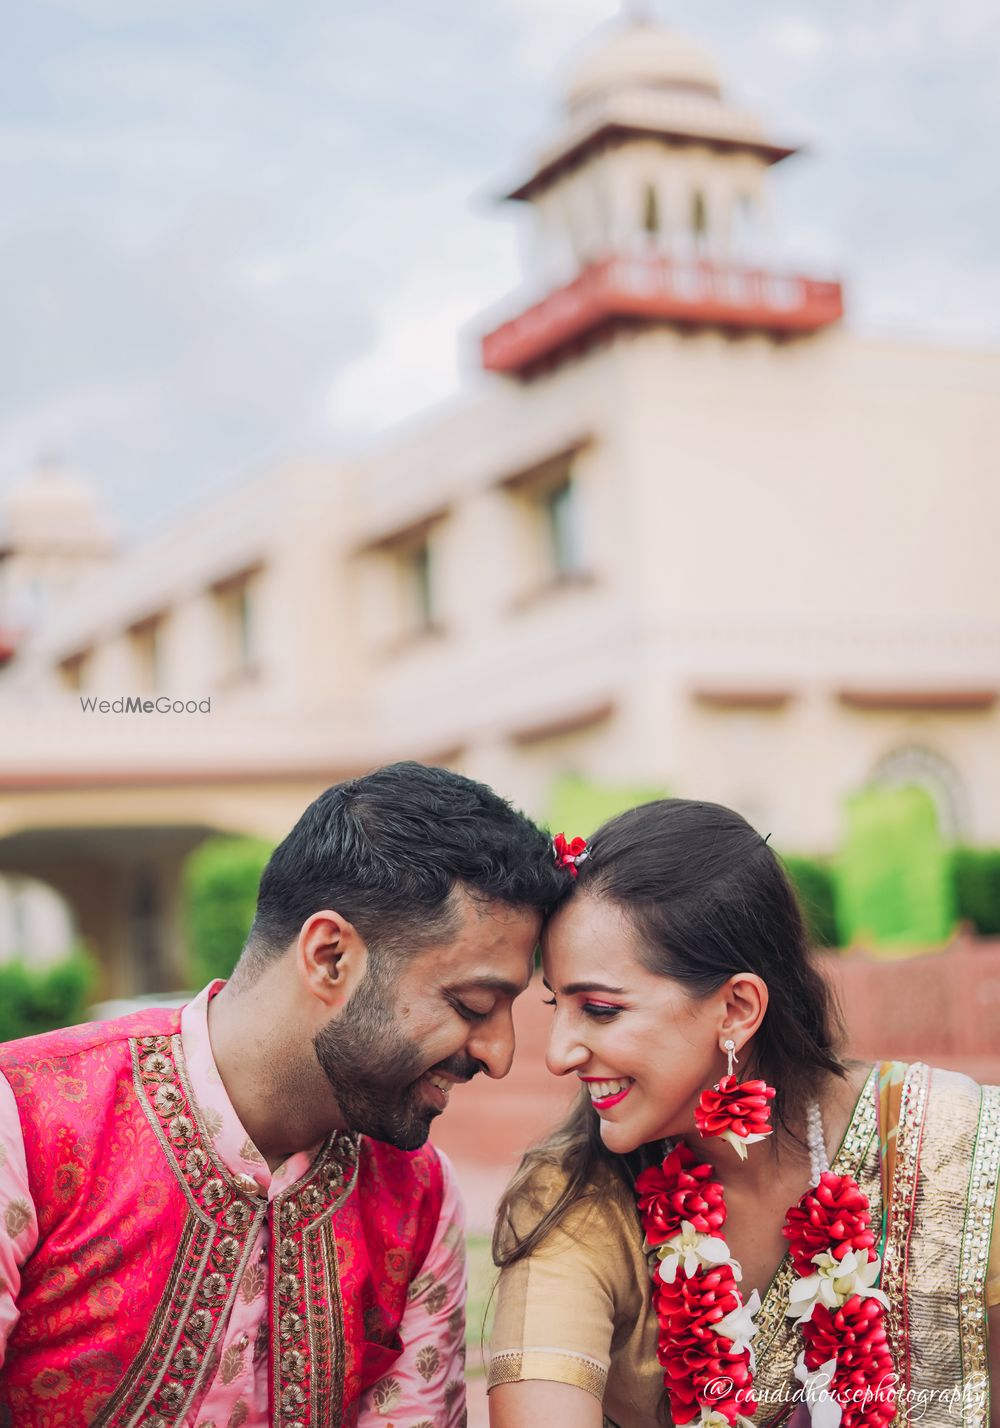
{"left": 805, "top": 1098, "right": 829, "bottom": 1186}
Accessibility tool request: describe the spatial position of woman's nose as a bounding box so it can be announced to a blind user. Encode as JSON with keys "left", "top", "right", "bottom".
{"left": 545, "top": 1011, "right": 589, "bottom": 1078}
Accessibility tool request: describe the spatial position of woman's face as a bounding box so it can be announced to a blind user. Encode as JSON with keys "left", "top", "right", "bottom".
{"left": 542, "top": 893, "right": 722, "bottom": 1155}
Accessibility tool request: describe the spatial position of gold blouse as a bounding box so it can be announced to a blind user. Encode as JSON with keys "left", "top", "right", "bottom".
{"left": 489, "top": 1064, "right": 1000, "bottom": 1428}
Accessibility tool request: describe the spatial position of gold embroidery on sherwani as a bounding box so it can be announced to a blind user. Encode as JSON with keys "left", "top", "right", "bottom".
{"left": 95, "top": 1035, "right": 268, "bottom": 1427}
{"left": 751, "top": 1065, "right": 880, "bottom": 1426}
{"left": 269, "top": 1132, "right": 359, "bottom": 1428}
{"left": 958, "top": 1084, "right": 1000, "bottom": 1427}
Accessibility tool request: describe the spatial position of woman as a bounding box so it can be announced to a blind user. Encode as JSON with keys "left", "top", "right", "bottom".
{"left": 488, "top": 800, "right": 1000, "bottom": 1428}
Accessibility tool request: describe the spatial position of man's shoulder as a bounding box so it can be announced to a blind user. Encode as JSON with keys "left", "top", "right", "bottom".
{"left": 0, "top": 1006, "right": 182, "bottom": 1077}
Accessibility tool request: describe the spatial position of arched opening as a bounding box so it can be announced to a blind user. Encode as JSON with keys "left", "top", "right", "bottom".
{"left": 870, "top": 745, "right": 968, "bottom": 843}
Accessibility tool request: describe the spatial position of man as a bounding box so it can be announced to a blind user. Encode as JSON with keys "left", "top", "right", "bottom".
{"left": 0, "top": 762, "right": 564, "bottom": 1427}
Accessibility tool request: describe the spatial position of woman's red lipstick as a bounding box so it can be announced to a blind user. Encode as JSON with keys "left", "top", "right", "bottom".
{"left": 580, "top": 1077, "right": 634, "bottom": 1109}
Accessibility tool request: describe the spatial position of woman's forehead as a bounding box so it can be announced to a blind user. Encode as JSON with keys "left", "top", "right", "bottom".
{"left": 542, "top": 896, "right": 642, "bottom": 975}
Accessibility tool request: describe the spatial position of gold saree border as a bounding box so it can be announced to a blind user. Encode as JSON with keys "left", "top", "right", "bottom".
{"left": 880, "top": 1059, "right": 929, "bottom": 1422}
{"left": 958, "top": 1083, "right": 1000, "bottom": 1427}
{"left": 488, "top": 1347, "right": 609, "bottom": 1401}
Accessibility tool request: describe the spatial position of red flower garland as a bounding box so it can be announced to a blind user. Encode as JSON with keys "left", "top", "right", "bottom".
{"left": 783, "top": 1174, "right": 895, "bottom": 1428}
{"left": 636, "top": 1144, "right": 727, "bottom": 1244}
{"left": 636, "top": 1142, "right": 896, "bottom": 1428}
{"left": 783, "top": 1170, "right": 877, "bottom": 1273}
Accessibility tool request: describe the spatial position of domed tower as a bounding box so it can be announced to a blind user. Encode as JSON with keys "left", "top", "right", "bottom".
{"left": 0, "top": 460, "right": 114, "bottom": 662}
{"left": 482, "top": 14, "right": 842, "bottom": 375}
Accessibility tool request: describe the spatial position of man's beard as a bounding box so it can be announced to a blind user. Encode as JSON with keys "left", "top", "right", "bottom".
{"left": 313, "top": 968, "right": 479, "bottom": 1150}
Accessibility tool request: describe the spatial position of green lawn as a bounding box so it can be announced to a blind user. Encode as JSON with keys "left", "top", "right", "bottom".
{"left": 465, "top": 1234, "right": 497, "bottom": 1377}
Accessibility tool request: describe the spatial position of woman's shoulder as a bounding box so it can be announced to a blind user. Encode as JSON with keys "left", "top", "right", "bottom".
{"left": 499, "top": 1155, "right": 640, "bottom": 1252}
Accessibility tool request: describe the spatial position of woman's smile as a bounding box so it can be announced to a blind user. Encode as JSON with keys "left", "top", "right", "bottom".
{"left": 579, "top": 1075, "right": 635, "bottom": 1109}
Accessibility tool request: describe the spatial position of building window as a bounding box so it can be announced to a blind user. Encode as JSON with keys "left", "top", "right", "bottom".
{"left": 128, "top": 615, "right": 164, "bottom": 691}
{"left": 540, "top": 477, "right": 584, "bottom": 578}
{"left": 642, "top": 183, "right": 661, "bottom": 238}
{"left": 403, "top": 536, "right": 436, "bottom": 633}
{"left": 692, "top": 189, "right": 709, "bottom": 253}
{"left": 498, "top": 441, "right": 592, "bottom": 604}
{"left": 213, "top": 568, "right": 260, "bottom": 684}
{"left": 385, "top": 527, "right": 443, "bottom": 641}
{"left": 357, "top": 513, "right": 448, "bottom": 650}
{"left": 58, "top": 649, "right": 91, "bottom": 693}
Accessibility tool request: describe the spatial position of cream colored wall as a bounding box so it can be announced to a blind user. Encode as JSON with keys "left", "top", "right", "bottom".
{"left": 339, "top": 317, "right": 1000, "bottom": 841}
{"left": 617, "top": 326, "right": 1000, "bottom": 622}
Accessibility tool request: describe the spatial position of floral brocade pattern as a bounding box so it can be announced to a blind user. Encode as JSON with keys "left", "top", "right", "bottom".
{"left": 0, "top": 1008, "right": 193, "bottom": 1427}
{"left": 1, "top": 1002, "right": 450, "bottom": 1428}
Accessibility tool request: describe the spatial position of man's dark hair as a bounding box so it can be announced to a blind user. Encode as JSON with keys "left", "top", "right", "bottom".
{"left": 240, "top": 762, "right": 563, "bottom": 977}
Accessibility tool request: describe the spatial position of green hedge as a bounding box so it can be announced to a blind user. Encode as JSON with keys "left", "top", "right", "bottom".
{"left": 835, "top": 784, "right": 955, "bottom": 948}
{"left": 952, "top": 847, "right": 1000, "bottom": 935}
{"left": 780, "top": 855, "right": 838, "bottom": 948}
{"left": 183, "top": 836, "right": 273, "bottom": 985}
{"left": 0, "top": 950, "right": 97, "bottom": 1044}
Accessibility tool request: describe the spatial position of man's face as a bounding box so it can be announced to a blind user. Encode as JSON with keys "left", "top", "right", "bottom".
{"left": 313, "top": 891, "right": 540, "bottom": 1149}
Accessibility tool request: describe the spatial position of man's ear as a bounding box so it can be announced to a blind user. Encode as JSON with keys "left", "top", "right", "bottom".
{"left": 295, "top": 910, "right": 369, "bottom": 1014}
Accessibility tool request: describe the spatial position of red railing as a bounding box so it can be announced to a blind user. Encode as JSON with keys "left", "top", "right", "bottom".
{"left": 482, "top": 254, "right": 844, "bottom": 373}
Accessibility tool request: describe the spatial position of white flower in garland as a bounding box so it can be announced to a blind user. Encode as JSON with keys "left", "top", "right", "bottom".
{"left": 786, "top": 1248, "right": 889, "bottom": 1324}
{"left": 793, "top": 1352, "right": 843, "bottom": 1428}
{"left": 655, "top": 1221, "right": 741, "bottom": 1284}
{"left": 697, "top": 1410, "right": 757, "bottom": 1428}
{"left": 718, "top": 1128, "right": 772, "bottom": 1161}
{"left": 715, "top": 1288, "right": 762, "bottom": 1371}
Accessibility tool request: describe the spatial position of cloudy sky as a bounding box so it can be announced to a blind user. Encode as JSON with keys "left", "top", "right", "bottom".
{"left": 4, "top": 0, "right": 1000, "bottom": 535}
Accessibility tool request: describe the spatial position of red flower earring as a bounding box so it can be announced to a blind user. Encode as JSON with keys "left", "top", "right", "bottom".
{"left": 694, "top": 1038, "right": 776, "bottom": 1161}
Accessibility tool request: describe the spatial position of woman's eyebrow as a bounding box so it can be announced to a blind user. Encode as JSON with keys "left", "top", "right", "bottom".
{"left": 543, "top": 979, "right": 627, "bottom": 996}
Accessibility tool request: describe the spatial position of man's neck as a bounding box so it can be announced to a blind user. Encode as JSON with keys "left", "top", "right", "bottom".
{"left": 206, "top": 975, "right": 347, "bottom": 1170}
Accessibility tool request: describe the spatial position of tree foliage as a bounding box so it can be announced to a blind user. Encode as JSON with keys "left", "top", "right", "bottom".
{"left": 183, "top": 836, "right": 273, "bottom": 985}
{"left": 0, "top": 950, "right": 97, "bottom": 1043}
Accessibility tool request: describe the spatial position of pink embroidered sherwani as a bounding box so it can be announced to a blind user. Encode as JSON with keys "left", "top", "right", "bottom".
{"left": 0, "top": 984, "right": 466, "bottom": 1427}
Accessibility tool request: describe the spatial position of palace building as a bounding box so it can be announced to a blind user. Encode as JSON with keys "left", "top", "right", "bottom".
{"left": 2, "top": 15, "right": 999, "bottom": 992}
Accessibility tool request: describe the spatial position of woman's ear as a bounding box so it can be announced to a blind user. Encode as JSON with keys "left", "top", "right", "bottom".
{"left": 295, "top": 910, "right": 370, "bottom": 1015}
{"left": 718, "top": 973, "right": 768, "bottom": 1056}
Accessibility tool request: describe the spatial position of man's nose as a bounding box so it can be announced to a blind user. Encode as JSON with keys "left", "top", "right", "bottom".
{"left": 545, "top": 1011, "right": 589, "bottom": 1078}
{"left": 467, "top": 1010, "right": 516, "bottom": 1080}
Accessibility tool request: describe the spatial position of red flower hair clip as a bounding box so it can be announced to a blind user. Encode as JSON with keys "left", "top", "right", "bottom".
{"left": 552, "top": 833, "right": 589, "bottom": 877}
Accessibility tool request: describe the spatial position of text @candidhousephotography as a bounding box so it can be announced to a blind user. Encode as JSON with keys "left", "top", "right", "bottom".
{"left": 79, "top": 695, "right": 212, "bottom": 714}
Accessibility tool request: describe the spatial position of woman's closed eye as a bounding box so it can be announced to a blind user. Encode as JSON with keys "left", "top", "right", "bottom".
{"left": 542, "top": 996, "right": 622, "bottom": 1019}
